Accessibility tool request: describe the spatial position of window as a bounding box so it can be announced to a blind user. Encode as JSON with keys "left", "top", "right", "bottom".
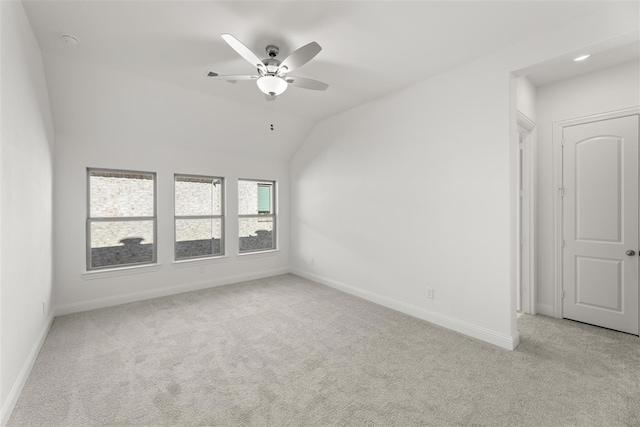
{"left": 87, "top": 169, "right": 156, "bottom": 270}
{"left": 174, "top": 175, "right": 224, "bottom": 260}
{"left": 238, "top": 179, "right": 276, "bottom": 253}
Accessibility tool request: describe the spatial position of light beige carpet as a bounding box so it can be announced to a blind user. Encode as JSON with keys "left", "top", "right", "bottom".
{"left": 8, "top": 274, "right": 640, "bottom": 426}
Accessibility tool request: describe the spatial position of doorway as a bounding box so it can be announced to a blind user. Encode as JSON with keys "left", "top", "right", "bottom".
{"left": 555, "top": 108, "right": 640, "bottom": 335}
{"left": 513, "top": 41, "right": 639, "bottom": 338}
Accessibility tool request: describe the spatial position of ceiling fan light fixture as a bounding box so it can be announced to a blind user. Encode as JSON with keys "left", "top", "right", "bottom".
{"left": 257, "top": 75, "right": 288, "bottom": 96}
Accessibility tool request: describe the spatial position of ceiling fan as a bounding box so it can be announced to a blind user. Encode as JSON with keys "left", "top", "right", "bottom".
{"left": 207, "top": 33, "right": 329, "bottom": 101}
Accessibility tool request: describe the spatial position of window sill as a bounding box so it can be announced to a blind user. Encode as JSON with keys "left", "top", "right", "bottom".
{"left": 237, "top": 249, "right": 280, "bottom": 259}
{"left": 82, "top": 263, "right": 162, "bottom": 280}
{"left": 172, "top": 255, "right": 229, "bottom": 269}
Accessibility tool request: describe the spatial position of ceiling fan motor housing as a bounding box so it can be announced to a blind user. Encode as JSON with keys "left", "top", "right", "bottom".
{"left": 260, "top": 58, "right": 282, "bottom": 76}
{"left": 266, "top": 45, "right": 279, "bottom": 58}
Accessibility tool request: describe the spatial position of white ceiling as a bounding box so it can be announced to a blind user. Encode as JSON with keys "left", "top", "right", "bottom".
{"left": 526, "top": 40, "right": 639, "bottom": 87}
{"left": 21, "top": 1, "right": 639, "bottom": 157}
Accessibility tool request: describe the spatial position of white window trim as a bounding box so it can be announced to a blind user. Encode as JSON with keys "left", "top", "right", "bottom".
{"left": 174, "top": 174, "right": 226, "bottom": 261}
{"left": 86, "top": 168, "right": 157, "bottom": 271}
{"left": 172, "top": 255, "right": 230, "bottom": 268}
{"left": 237, "top": 249, "right": 280, "bottom": 259}
{"left": 82, "top": 263, "right": 162, "bottom": 280}
{"left": 238, "top": 179, "right": 277, "bottom": 254}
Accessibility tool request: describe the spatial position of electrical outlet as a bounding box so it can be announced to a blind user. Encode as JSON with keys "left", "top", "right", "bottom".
{"left": 426, "top": 288, "right": 435, "bottom": 299}
{"left": 199, "top": 266, "right": 205, "bottom": 274}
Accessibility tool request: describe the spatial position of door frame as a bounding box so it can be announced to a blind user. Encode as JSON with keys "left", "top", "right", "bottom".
{"left": 553, "top": 106, "right": 640, "bottom": 319}
{"left": 517, "top": 111, "right": 536, "bottom": 314}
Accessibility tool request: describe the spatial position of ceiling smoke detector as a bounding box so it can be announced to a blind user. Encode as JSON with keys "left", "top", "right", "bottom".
{"left": 61, "top": 34, "right": 79, "bottom": 45}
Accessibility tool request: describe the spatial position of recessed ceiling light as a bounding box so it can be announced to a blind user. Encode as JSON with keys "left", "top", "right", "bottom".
{"left": 573, "top": 54, "right": 590, "bottom": 62}
{"left": 60, "top": 34, "right": 79, "bottom": 45}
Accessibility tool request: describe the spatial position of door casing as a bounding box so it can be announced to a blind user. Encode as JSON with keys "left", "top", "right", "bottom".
{"left": 517, "top": 111, "right": 536, "bottom": 314}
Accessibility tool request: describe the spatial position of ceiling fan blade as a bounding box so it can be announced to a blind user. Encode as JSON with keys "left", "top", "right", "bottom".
{"left": 265, "top": 94, "right": 276, "bottom": 102}
{"left": 285, "top": 76, "right": 328, "bottom": 91}
{"left": 206, "top": 72, "right": 258, "bottom": 83}
{"left": 221, "top": 34, "right": 265, "bottom": 71}
{"left": 278, "top": 41, "right": 321, "bottom": 74}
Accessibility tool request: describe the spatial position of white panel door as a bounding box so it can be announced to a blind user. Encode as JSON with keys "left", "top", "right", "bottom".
{"left": 562, "top": 114, "right": 639, "bottom": 335}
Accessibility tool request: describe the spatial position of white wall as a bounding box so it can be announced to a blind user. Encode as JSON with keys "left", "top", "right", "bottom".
{"left": 291, "top": 6, "right": 639, "bottom": 350}
{"left": 52, "top": 60, "right": 291, "bottom": 313}
{"left": 535, "top": 60, "right": 640, "bottom": 315}
{"left": 292, "top": 56, "right": 518, "bottom": 349}
{"left": 516, "top": 76, "right": 536, "bottom": 121}
{"left": 0, "top": 0, "right": 55, "bottom": 423}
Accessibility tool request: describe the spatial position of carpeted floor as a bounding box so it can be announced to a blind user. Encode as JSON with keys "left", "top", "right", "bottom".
{"left": 8, "top": 274, "right": 640, "bottom": 426}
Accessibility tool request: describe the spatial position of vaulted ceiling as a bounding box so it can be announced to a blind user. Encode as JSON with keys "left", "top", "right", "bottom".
{"left": 22, "top": 1, "right": 639, "bottom": 159}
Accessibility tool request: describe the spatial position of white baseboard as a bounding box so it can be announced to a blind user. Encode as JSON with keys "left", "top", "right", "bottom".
{"left": 55, "top": 267, "right": 291, "bottom": 316}
{"left": 536, "top": 303, "right": 555, "bottom": 317}
{"left": 0, "top": 315, "right": 54, "bottom": 427}
{"left": 292, "top": 269, "right": 519, "bottom": 351}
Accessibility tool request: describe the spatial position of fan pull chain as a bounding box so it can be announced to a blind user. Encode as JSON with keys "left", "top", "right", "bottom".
{"left": 270, "top": 106, "right": 275, "bottom": 131}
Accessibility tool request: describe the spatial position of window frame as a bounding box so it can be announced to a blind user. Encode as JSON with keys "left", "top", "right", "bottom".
{"left": 174, "top": 173, "right": 225, "bottom": 261}
{"left": 86, "top": 167, "right": 157, "bottom": 271}
{"left": 238, "top": 179, "right": 277, "bottom": 254}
